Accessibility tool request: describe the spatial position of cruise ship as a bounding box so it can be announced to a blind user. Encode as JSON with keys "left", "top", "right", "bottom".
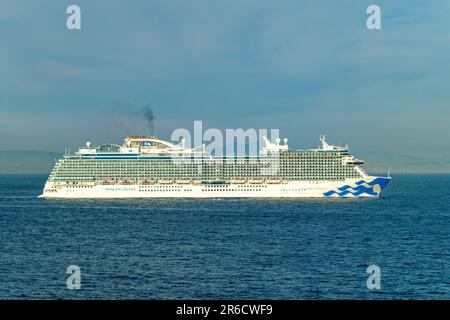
{"left": 40, "top": 135, "right": 391, "bottom": 198}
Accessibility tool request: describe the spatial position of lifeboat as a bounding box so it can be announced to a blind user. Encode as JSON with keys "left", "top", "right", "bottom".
{"left": 229, "top": 178, "right": 246, "bottom": 184}
{"left": 266, "top": 178, "right": 282, "bottom": 184}
{"left": 191, "top": 180, "right": 202, "bottom": 185}
{"left": 98, "top": 178, "right": 115, "bottom": 185}
{"left": 205, "top": 180, "right": 228, "bottom": 185}
{"left": 139, "top": 178, "right": 155, "bottom": 185}
{"left": 249, "top": 178, "right": 264, "bottom": 184}
{"left": 176, "top": 178, "right": 191, "bottom": 184}
{"left": 158, "top": 178, "right": 174, "bottom": 185}
{"left": 118, "top": 178, "right": 134, "bottom": 185}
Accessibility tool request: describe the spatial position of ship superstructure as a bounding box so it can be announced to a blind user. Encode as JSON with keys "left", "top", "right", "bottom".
{"left": 40, "top": 135, "right": 391, "bottom": 198}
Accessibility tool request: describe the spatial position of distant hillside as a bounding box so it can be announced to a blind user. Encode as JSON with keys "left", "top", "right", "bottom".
{"left": 0, "top": 150, "right": 62, "bottom": 174}
{"left": 358, "top": 150, "right": 450, "bottom": 173}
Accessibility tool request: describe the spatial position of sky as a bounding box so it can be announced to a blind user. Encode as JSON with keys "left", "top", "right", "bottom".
{"left": 1, "top": 0, "right": 450, "bottom": 163}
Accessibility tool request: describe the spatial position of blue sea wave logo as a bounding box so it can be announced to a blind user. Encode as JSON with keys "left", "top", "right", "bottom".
{"left": 323, "top": 177, "right": 390, "bottom": 197}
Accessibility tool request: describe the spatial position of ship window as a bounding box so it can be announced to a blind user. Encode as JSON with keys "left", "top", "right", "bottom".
{"left": 96, "top": 144, "right": 121, "bottom": 153}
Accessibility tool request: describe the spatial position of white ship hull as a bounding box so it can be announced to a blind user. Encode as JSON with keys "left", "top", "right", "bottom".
{"left": 40, "top": 177, "right": 391, "bottom": 199}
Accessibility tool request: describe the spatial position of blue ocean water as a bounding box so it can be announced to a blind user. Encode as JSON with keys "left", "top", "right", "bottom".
{"left": 0, "top": 174, "right": 449, "bottom": 299}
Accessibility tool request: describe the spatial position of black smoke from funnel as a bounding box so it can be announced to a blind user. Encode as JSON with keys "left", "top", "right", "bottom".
{"left": 142, "top": 105, "right": 155, "bottom": 136}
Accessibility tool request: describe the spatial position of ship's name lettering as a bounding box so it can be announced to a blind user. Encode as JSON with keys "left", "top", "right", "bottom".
{"left": 105, "top": 187, "right": 136, "bottom": 192}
